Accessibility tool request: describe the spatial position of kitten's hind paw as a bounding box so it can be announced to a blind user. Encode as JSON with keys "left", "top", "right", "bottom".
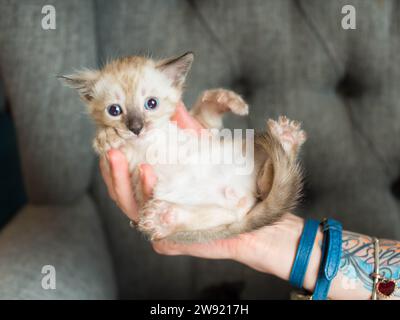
{"left": 268, "top": 116, "right": 306, "bottom": 154}
{"left": 200, "top": 89, "right": 249, "bottom": 116}
{"left": 138, "top": 200, "right": 180, "bottom": 240}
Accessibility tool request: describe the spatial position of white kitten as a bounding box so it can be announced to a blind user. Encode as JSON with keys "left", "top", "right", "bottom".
{"left": 61, "top": 52, "right": 306, "bottom": 242}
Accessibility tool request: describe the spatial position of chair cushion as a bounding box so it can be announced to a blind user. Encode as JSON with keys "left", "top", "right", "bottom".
{"left": 0, "top": 195, "right": 116, "bottom": 299}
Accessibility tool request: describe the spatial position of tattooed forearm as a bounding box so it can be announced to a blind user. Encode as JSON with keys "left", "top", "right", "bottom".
{"left": 339, "top": 231, "right": 400, "bottom": 297}
{"left": 340, "top": 231, "right": 374, "bottom": 292}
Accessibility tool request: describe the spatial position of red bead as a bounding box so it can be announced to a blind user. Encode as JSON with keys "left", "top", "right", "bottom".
{"left": 377, "top": 280, "right": 396, "bottom": 297}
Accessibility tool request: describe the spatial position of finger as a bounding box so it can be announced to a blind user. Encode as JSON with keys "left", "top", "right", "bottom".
{"left": 108, "top": 149, "right": 139, "bottom": 221}
{"left": 139, "top": 163, "right": 157, "bottom": 201}
{"left": 152, "top": 238, "right": 236, "bottom": 260}
{"left": 99, "top": 155, "right": 117, "bottom": 201}
{"left": 171, "top": 101, "right": 204, "bottom": 132}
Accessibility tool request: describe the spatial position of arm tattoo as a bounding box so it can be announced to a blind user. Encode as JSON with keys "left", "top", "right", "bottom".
{"left": 340, "top": 231, "right": 400, "bottom": 297}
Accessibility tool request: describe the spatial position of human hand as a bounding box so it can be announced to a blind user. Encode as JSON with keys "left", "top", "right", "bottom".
{"left": 152, "top": 212, "right": 305, "bottom": 280}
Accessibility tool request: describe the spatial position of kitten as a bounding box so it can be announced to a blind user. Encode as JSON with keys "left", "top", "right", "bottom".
{"left": 61, "top": 52, "right": 306, "bottom": 242}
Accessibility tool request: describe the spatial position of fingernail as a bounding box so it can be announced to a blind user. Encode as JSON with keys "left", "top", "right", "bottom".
{"left": 106, "top": 150, "right": 112, "bottom": 162}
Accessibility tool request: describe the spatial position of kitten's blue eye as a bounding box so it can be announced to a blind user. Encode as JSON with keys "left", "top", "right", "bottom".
{"left": 107, "top": 104, "right": 122, "bottom": 116}
{"left": 144, "top": 97, "right": 159, "bottom": 110}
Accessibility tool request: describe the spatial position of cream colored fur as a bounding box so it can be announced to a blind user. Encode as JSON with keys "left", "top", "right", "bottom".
{"left": 61, "top": 52, "right": 306, "bottom": 243}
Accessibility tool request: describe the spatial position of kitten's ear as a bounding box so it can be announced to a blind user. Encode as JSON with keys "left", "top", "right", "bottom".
{"left": 156, "top": 52, "right": 194, "bottom": 88}
{"left": 58, "top": 69, "right": 100, "bottom": 102}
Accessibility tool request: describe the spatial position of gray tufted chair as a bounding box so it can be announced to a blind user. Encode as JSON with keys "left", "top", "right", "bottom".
{"left": 0, "top": 0, "right": 399, "bottom": 299}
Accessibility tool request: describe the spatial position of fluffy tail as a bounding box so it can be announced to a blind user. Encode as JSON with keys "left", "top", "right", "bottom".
{"left": 228, "top": 128, "right": 304, "bottom": 234}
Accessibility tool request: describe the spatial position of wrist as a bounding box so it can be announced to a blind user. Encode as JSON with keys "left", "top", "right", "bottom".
{"left": 234, "top": 212, "right": 324, "bottom": 294}
{"left": 234, "top": 213, "right": 305, "bottom": 277}
{"left": 266, "top": 215, "right": 323, "bottom": 292}
{"left": 266, "top": 214, "right": 306, "bottom": 280}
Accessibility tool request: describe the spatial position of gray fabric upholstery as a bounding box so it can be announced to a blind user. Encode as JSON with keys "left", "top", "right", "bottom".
{"left": 0, "top": 195, "right": 116, "bottom": 299}
{"left": 0, "top": 0, "right": 399, "bottom": 299}
{"left": 0, "top": 0, "right": 97, "bottom": 204}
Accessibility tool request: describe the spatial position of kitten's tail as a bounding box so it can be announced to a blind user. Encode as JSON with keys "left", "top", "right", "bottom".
{"left": 228, "top": 127, "right": 304, "bottom": 234}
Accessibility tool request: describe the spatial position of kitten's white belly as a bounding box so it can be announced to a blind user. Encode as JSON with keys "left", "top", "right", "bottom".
{"left": 155, "top": 162, "right": 255, "bottom": 208}
{"left": 127, "top": 124, "right": 258, "bottom": 219}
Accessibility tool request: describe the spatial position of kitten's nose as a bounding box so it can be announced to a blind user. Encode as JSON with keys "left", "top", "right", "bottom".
{"left": 128, "top": 120, "right": 144, "bottom": 135}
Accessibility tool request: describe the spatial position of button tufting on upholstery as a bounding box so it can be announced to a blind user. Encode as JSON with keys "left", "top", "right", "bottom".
{"left": 391, "top": 176, "right": 400, "bottom": 200}
{"left": 231, "top": 77, "right": 253, "bottom": 100}
{"left": 335, "top": 73, "right": 364, "bottom": 99}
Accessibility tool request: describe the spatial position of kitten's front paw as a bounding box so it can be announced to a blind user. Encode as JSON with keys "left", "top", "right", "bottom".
{"left": 200, "top": 89, "right": 249, "bottom": 115}
{"left": 93, "top": 127, "right": 125, "bottom": 154}
{"left": 268, "top": 116, "right": 306, "bottom": 154}
{"left": 138, "top": 200, "right": 179, "bottom": 240}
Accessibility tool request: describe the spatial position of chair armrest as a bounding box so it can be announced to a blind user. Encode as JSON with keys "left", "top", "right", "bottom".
{"left": 0, "top": 195, "right": 117, "bottom": 299}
